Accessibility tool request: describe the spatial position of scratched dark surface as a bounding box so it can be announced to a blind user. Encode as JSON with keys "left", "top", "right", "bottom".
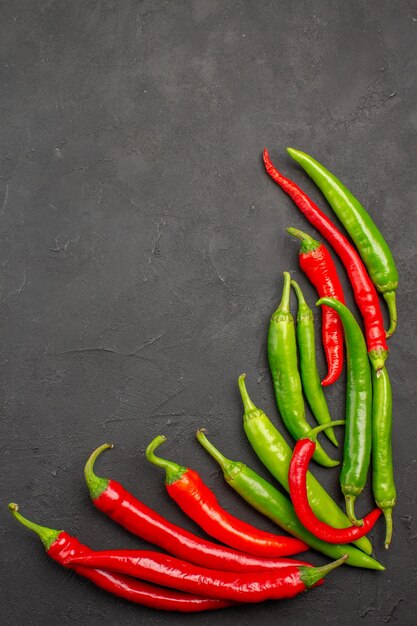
{"left": 1, "top": 1, "right": 416, "bottom": 624}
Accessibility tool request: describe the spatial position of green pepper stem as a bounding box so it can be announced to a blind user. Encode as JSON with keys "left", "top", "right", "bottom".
{"left": 299, "top": 554, "right": 348, "bottom": 588}
{"left": 196, "top": 429, "right": 232, "bottom": 469}
{"left": 84, "top": 443, "right": 113, "bottom": 501}
{"left": 290, "top": 279, "right": 307, "bottom": 307}
{"left": 287, "top": 227, "right": 320, "bottom": 254}
{"left": 238, "top": 374, "right": 258, "bottom": 414}
{"left": 145, "top": 435, "right": 187, "bottom": 485}
{"left": 383, "top": 291, "right": 397, "bottom": 339}
{"left": 305, "top": 420, "right": 345, "bottom": 442}
{"left": 279, "top": 271, "right": 291, "bottom": 313}
{"left": 383, "top": 508, "right": 393, "bottom": 549}
{"left": 345, "top": 495, "right": 363, "bottom": 527}
{"left": 8, "top": 503, "right": 61, "bottom": 551}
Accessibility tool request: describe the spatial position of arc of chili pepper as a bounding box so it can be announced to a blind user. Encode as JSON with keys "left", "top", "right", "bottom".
{"left": 196, "top": 429, "right": 385, "bottom": 571}
{"left": 371, "top": 366, "right": 396, "bottom": 548}
{"left": 8, "top": 504, "right": 232, "bottom": 613}
{"left": 268, "top": 272, "right": 339, "bottom": 466}
{"left": 263, "top": 149, "right": 388, "bottom": 373}
{"left": 288, "top": 422, "right": 382, "bottom": 543}
{"left": 317, "top": 298, "right": 372, "bottom": 526}
{"left": 69, "top": 549, "right": 348, "bottom": 603}
{"left": 85, "top": 444, "right": 308, "bottom": 573}
{"left": 287, "top": 227, "right": 345, "bottom": 387}
{"left": 287, "top": 148, "right": 398, "bottom": 338}
{"left": 145, "top": 435, "right": 308, "bottom": 557}
{"left": 237, "top": 374, "right": 374, "bottom": 555}
{"left": 290, "top": 278, "right": 339, "bottom": 446}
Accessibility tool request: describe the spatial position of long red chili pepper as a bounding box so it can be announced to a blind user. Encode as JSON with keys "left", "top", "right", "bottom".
{"left": 288, "top": 423, "right": 382, "bottom": 543}
{"left": 9, "top": 504, "right": 232, "bottom": 613}
{"left": 263, "top": 149, "right": 388, "bottom": 373}
{"left": 69, "top": 550, "right": 348, "bottom": 603}
{"left": 145, "top": 435, "right": 308, "bottom": 557}
{"left": 85, "top": 444, "right": 308, "bottom": 572}
{"left": 287, "top": 226, "right": 345, "bottom": 386}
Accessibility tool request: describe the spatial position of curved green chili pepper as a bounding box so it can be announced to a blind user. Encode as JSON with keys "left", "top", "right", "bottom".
{"left": 196, "top": 430, "right": 384, "bottom": 570}
{"left": 287, "top": 148, "right": 398, "bottom": 338}
{"left": 268, "top": 272, "right": 338, "bottom": 467}
{"left": 237, "top": 374, "right": 373, "bottom": 555}
{"left": 290, "top": 279, "right": 338, "bottom": 447}
{"left": 317, "top": 298, "right": 372, "bottom": 526}
{"left": 372, "top": 366, "right": 396, "bottom": 549}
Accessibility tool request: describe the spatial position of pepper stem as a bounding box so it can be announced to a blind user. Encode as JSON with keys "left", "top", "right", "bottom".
{"left": 287, "top": 227, "right": 320, "bottom": 254}
{"left": 8, "top": 503, "right": 61, "bottom": 551}
{"left": 238, "top": 374, "right": 258, "bottom": 414}
{"left": 290, "top": 279, "right": 307, "bottom": 307}
{"left": 196, "top": 429, "right": 232, "bottom": 469}
{"left": 383, "top": 508, "right": 393, "bottom": 549}
{"left": 299, "top": 554, "right": 348, "bottom": 588}
{"left": 84, "top": 443, "right": 113, "bottom": 501}
{"left": 383, "top": 291, "right": 397, "bottom": 339}
{"left": 145, "top": 435, "right": 187, "bottom": 485}
{"left": 305, "top": 420, "right": 345, "bottom": 442}
{"left": 279, "top": 271, "right": 291, "bottom": 312}
{"left": 345, "top": 495, "right": 363, "bottom": 527}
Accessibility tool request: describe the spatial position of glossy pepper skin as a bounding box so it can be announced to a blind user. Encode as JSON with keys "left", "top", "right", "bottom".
{"left": 288, "top": 422, "right": 382, "bottom": 543}
{"left": 8, "top": 504, "right": 232, "bottom": 613}
{"left": 287, "top": 227, "right": 345, "bottom": 386}
{"left": 263, "top": 149, "right": 388, "bottom": 373}
{"left": 287, "top": 148, "right": 398, "bottom": 338}
{"left": 70, "top": 550, "right": 348, "bottom": 603}
{"left": 85, "top": 444, "right": 307, "bottom": 573}
{"left": 238, "top": 374, "right": 373, "bottom": 555}
{"left": 145, "top": 435, "right": 307, "bottom": 557}
{"left": 196, "top": 430, "right": 385, "bottom": 571}
{"left": 317, "top": 298, "right": 372, "bottom": 526}
{"left": 371, "top": 367, "right": 396, "bottom": 548}
{"left": 268, "top": 272, "right": 338, "bottom": 467}
{"left": 291, "top": 278, "right": 338, "bottom": 446}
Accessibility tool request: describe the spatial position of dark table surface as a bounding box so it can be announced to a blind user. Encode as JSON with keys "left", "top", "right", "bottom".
{"left": 1, "top": 1, "right": 416, "bottom": 624}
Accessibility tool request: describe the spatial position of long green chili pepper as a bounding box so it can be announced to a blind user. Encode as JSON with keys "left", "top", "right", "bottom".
{"left": 317, "top": 298, "right": 372, "bottom": 526}
{"left": 290, "top": 279, "right": 338, "bottom": 447}
{"left": 372, "top": 366, "right": 396, "bottom": 548}
{"left": 268, "top": 272, "right": 338, "bottom": 467}
{"left": 195, "top": 430, "right": 384, "bottom": 571}
{"left": 287, "top": 148, "right": 398, "bottom": 338}
{"left": 237, "top": 374, "right": 373, "bottom": 555}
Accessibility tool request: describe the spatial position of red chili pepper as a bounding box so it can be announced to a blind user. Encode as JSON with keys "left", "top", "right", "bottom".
{"left": 69, "top": 549, "right": 348, "bottom": 603}
{"left": 145, "top": 435, "right": 308, "bottom": 557}
{"left": 9, "top": 504, "right": 232, "bottom": 613}
{"left": 288, "top": 423, "right": 382, "bottom": 543}
{"left": 85, "top": 444, "right": 309, "bottom": 572}
{"left": 287, "top": 226, "right": 345, "bottom": 386}
{"left": 263, "top": 149, "right": 388, "bottom": 373}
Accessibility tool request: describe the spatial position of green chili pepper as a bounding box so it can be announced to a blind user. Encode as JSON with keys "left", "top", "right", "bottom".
{"left": 372, "top": 366, "right": 396, "bottom": 549}
{"left": 196, "top": 430, "right": 384, "bottom": 570}
{"left": 237, "top": 374, "right": 373, "bottom": 555}
{"left": 290, "top": 279, "right": 338, "bottom": 447}
{"left": 317, "top": 298, "right": 372, "bottom": 526}
{"left": 268, "top": 272, "right": 338, "bottom": 467}
{"left": 287, "top": 148, "right": 398, "bottom": 338}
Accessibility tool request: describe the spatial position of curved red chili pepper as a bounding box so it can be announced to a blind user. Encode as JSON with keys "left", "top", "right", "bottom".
{"left": 86, "top": 444, "right": 308, "bottom": 572}
{"left": 69, "top": 549, "right": 348, "bottom": 603}
{"left": 263, "top": 149, "right": 388, "bottom": 373}
{"left": 288, "top": 423, "right": 382, "bottom": 543}
{"left": 287, "top": 227, "right": 345, "bottom": 385}
{"left": 146, "top": 435, "right": 308, "bottom": 557}
{"left": 9, "top": 504, "right": 232, "bottom": 613}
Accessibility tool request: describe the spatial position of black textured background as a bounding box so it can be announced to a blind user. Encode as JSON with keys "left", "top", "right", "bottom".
{"left": 1, "top": 1, "right": 416, "bottom": 624}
